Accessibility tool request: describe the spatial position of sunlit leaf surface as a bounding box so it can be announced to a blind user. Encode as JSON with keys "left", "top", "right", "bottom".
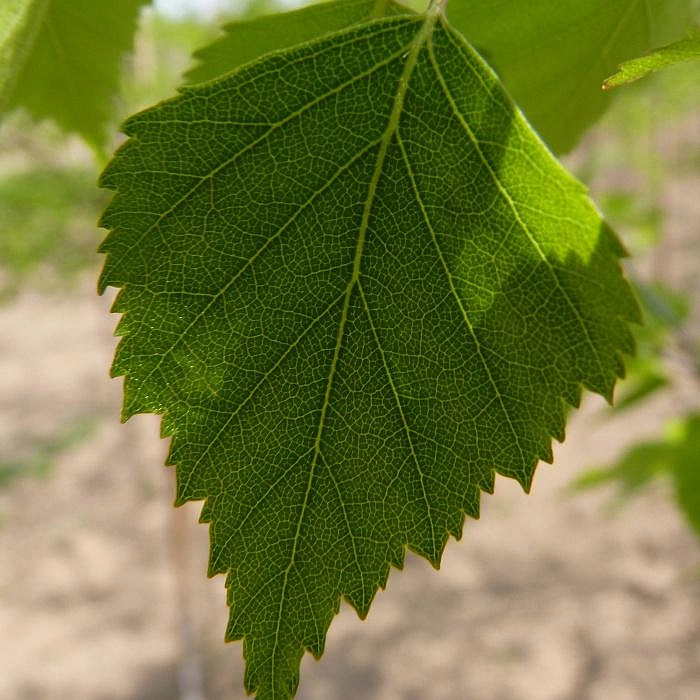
{"left": 604, "top": 28, "right": 700, "bottom": 89}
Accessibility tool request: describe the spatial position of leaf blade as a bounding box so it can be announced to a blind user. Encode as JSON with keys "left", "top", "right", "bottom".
{"left": 445, "top": 0, "right": 693, "bottom": 152}
{"left": 99, "top": 13, "right": 638, "bottom": 699}
{"left": 604, "top": 27, "right": 700, "bottom": 88}
{"left": 184, "top": 0, "right": 412, "bottom": 84}
{"left": 1, "top": 0, "right": 150, "bottom": 149}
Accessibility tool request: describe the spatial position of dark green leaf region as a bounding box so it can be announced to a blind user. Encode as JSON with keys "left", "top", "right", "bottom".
{"left": 185, "top": 0, "right": 410, "bottom": 84}
{"left": 99, "top": 6, "right": 638, "bottom": 699}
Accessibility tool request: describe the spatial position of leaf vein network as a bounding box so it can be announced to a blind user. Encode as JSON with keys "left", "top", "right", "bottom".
{"left": 107, "top": 32, "right": 413, "bottom": 271}
{"left": 269, "top": 13, "right": 439, "bottom": 686}
{"left": 139, "top": 138, "right": 381, "bottom": 389}
{"left": 428, "top": 28, "right": 608, "bottom": 385}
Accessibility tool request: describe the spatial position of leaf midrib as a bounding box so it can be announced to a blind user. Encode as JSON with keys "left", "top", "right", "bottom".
{"left": 269, "top": 9, "right": 440, "bottom": 690}
{"left": 117, "top": 30, "right": 420, "bottom": 393}
{"left": 430, "top": 25, "right": 608, "bottom": 389}
{"left": 99, "top": 22, "right": 416, "bottom": 289}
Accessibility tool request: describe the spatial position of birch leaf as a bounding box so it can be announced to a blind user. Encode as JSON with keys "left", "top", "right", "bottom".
{"left": 99, "top": 10, "right": 638, "bottom": 699}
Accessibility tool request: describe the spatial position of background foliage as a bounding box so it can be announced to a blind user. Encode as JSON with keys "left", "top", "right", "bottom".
{"left": 0, "top": 1, "right": 698, "bottom": 698}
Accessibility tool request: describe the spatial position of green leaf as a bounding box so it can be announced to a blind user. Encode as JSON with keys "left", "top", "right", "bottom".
{"left": 611, "top": 282, "right": 689, "bottom": 412}
{"left": 604, "top": 27, "right": 700, "bottom": 89}
{"left": 445, "top": 0, "right": 693, "bottom": 152}
{"left": 571, "top": 443, "right": 670, "bottom": 498}
{"left": 0, "top": 165, "right": 107, "bottom": 299}
{"left": 573, "top": 414, "right": 700, "bottom": 538}
{"left": 99, "top": 10, "right": 638, "bottom": 699}
{"left": 0, "top": 0, "right": 38, "bottom": 106}
{"left": 0, "top": 0, "right": 150, "bottom": 150}
{"left": 185, "top": 0, "right": 411, "bottom": 84}
{"left": 673, "top": 416, "right": 700, "bottom": 536}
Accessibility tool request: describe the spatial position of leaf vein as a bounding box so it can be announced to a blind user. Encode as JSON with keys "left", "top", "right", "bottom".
{"left": 429, "top": 28, "right": 608, "bottom": 387}
{"left": 178, "top": 295, "right": 344, "bottom": 497}
{"left": 139, "top": 138, "right": 383, "bottom": 391}
{"left": 358, "top": 281, "right": 437, "bottom": 558}
{"left": 395, "top": 130, "right": 527, "bottom": 468}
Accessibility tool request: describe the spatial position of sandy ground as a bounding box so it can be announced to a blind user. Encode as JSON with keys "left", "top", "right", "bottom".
{"left": 1, "top": 120, "right": 699, "bottom": 700}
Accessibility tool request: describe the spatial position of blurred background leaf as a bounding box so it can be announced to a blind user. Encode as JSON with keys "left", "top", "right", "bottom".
{"left": 572, "top": 414, "right": 700, "bottom": 538}
{"left": 446, "top": 0, "right": 693, "bottom": 153}
{"left": 0, "top": 0, "right": 151, "bottom": 153}
{"left": 611, "top": 282, "right": 689, "bottom": 412}
{"left": 0, "top": 159, "right": 107, "bottom": 299}
{"left": 184, "top": 0, "right": 411, "bottom": 84}
{"left": 0, "top": 0, "right": 40, "bottom": 106}
{"left": 0, "top": 6, "right": 224, "bottom": 299}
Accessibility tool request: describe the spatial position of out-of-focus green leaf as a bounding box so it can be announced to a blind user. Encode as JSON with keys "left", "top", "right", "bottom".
{"left": 634, "top": 282, "right": 690, "bottom": 328}
{"left": 598, "top": 191, "right": 663, "bottom": 250}
{"left": 0, "top": 0, "right": 150, "bottom": 150}
{"left": 446, "top": 0, "right": 693, "bottom": 153}
{"left": 571, "top": 442, "right": 670, "bottom": 497}
{"left": 120, "top": 12, "right": 220, "bottom": 113}
{"left": 672, "top": 415, "right": 700, "bottom": 535}
{"left": 185, "top": 0, "right": 411, "bottom": 84}
{"left": 0, "top": 0, "right": 39, "bottom": 105}
{"left": 611, "top": 282, "right": 690, "bottom": 412}
{"left": 612, "top": 370, "right": 670, "bottom": 412}
{"left": 573, "top": 414, "right": 700, "bottom": 538}
{"left": 604, "top": 28, "right": 700, "bottom": 89}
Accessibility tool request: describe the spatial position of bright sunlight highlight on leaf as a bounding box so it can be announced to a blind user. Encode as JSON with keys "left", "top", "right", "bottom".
{"left": 604, "top": 28, "right": 700, "bottom": 89}
{"left": 99, "top": 6, "right": 639, "bottom": 699}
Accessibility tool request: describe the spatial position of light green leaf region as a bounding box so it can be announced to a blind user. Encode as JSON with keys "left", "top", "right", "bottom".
{"left": 573, "top": 414, "right": 700, "bottom": 538}
{"left": 0, "top": 0, "right": 150, "bottom": 149}
{"left": 185, "top": 0, "right": 410, "bottom": 84}
{"left": 0, "top": 0, "right": 38, "bottom": 106}
{"left": 99, "top": 11, "right": 638, "bottom": 699}
{"left": 445, "top": 0, "right": 693, "bottom": 153}
{"left": 673, "top": 415, "right": 700, "bottom": 536}
{"left": 604, "top": 27, "right": 700, "bottom": 88}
